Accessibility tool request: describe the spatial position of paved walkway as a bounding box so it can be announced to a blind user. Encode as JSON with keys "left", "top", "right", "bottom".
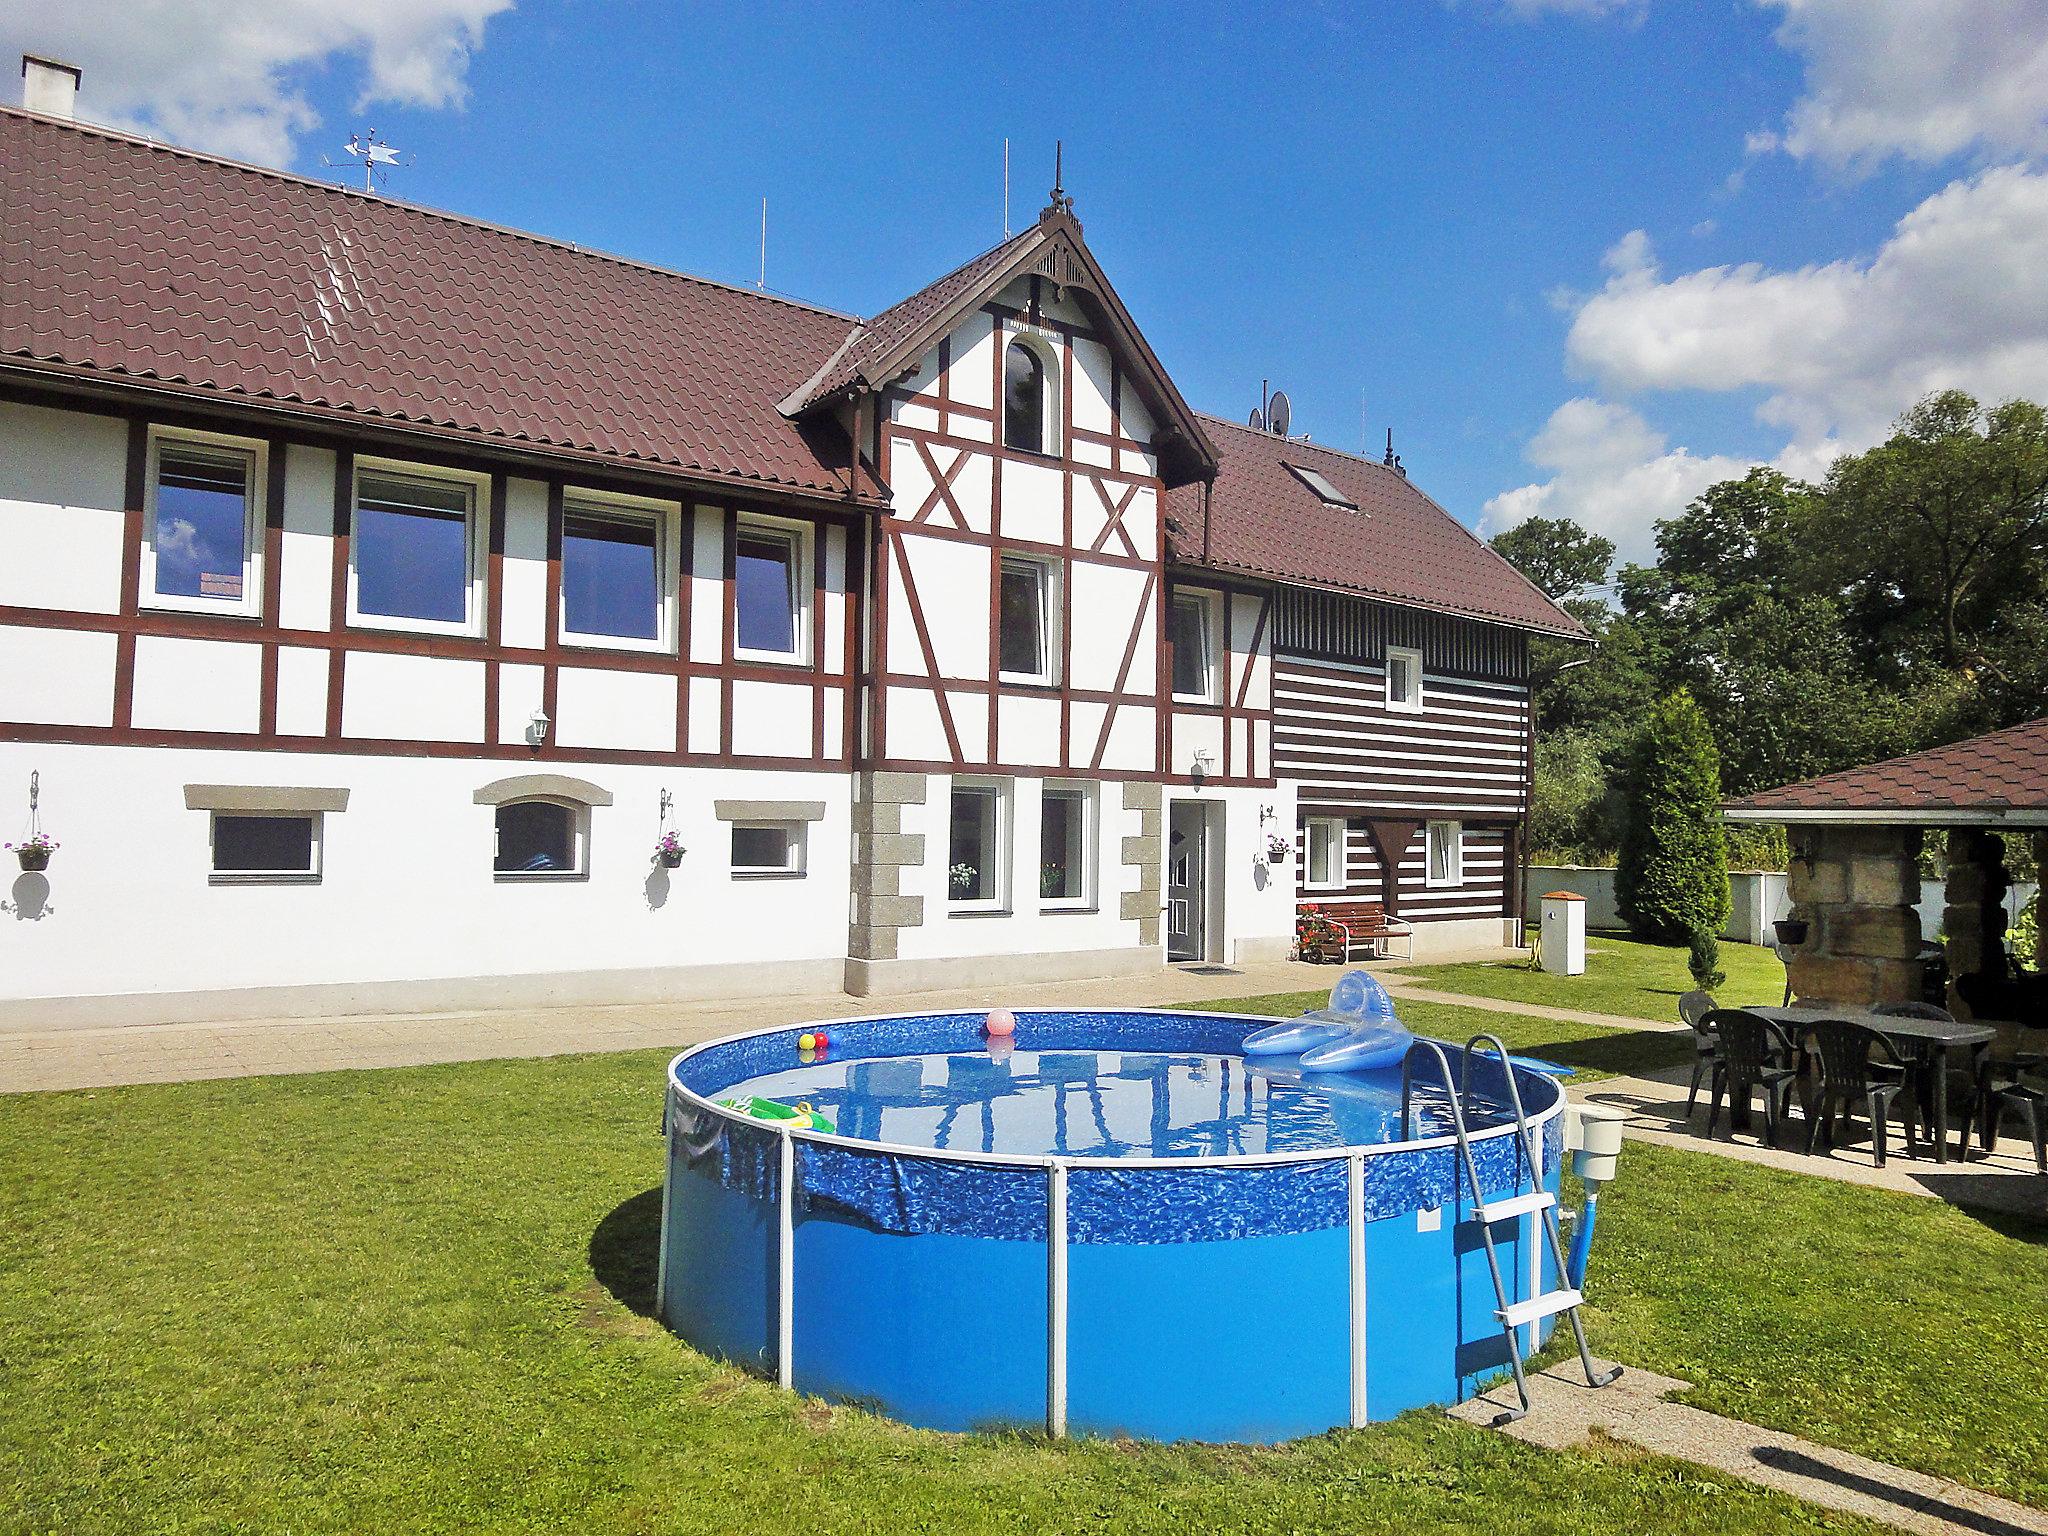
{"left": 1452, "top": 1360, "right": 2048, "bottom": 1536}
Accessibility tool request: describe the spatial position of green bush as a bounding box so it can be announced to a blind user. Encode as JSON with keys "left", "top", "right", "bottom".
{"left": 1687, "top": 929, "right": 1727, "bottom": 990}
{"left": 1616, "top": 690, "right": 1732, "bottom": 944}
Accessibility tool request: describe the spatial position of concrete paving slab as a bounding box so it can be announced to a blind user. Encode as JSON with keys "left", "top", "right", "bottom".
{"left": 1452, "top": 1359, "right": 2048, "bottom": 1536}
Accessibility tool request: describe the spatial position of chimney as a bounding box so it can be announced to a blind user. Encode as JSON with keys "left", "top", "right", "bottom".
{"left": 21, "top": 54, "right": 80, "bottom": 120}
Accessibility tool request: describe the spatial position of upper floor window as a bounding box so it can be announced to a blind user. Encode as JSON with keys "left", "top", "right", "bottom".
{"left": 563, "top": 496, "right": 670, "bottom": 650}
{"left": 1169, "top": 591, "right": 1218, "bottom": 703}
{"left": 494, "top": 799, "right": 585, "bottom": 879}
{"left": 145, "top": 433, "right": 262, "bottom": 616}
{"left": 997, "top": 554, "right": 1057, "bottom": 686}
{"left": 351, "top": 466, "right": 481, "bottom": 635}
{"left": 1385, "top": 645, "right": 1423, "bottom": 714}
{"left": 734, "top": 517, "right": 809, "bottom": 663}
{"left": 1002, "top": 338, "right": 1053, "bottom": 455}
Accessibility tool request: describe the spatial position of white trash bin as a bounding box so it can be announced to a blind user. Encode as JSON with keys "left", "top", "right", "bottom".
{"left": 1540, "top": 890, "right": 1587, "bottom": 976}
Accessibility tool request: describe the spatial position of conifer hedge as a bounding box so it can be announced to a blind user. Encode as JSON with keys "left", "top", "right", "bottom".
{"left": 1616, "top": 690, "right": 1732, "bottom": 944}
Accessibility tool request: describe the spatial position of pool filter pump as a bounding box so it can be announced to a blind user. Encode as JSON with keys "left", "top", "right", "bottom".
{"left": 1562, "top": 1102, "right": 1628, "bottom": 1290}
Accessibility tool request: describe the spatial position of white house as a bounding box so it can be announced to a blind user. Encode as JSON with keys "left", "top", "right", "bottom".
{"left": 0, "top": 60, "right": 1583, "bottom": 1028}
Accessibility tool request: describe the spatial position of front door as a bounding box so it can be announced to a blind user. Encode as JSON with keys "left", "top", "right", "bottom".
{"left": 1167, "top": 802, "right": 1207, "bottom": 962}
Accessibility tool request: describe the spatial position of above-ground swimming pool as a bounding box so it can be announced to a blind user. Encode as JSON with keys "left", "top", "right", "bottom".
{"left": 658, "top": 1008, "right": 1574, "bottom": 1443}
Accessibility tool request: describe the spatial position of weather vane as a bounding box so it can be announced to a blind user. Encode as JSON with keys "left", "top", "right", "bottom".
{"left": 327, "top": 129, "right": 405, "bottom": 193}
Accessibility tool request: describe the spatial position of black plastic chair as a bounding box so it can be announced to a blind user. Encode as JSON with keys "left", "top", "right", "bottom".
{"left": 1679, "top": 989, "right": 1717, "bottom": 1118}
{"left": 1979, "top": 1070, "right": 2047, "bottom": 1172}
{"left": 1703, "top": 1008, "right": 1798, "bottom": 1147}
{"left": 1802, "top": 1018, "right": 1918, "bottom": 1167}
{"left": 1873, "top": 1000, "right": 1970, "bottom": 1155}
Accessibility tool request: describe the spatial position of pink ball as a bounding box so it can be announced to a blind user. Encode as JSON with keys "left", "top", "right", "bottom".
{"left": 985, "top": 1007, "right": 1017, "bottom": 1038}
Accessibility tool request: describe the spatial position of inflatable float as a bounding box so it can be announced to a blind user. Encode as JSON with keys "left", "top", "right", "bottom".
{"left": 1241, "top": 969, "right": 1414, "bottom": 1072}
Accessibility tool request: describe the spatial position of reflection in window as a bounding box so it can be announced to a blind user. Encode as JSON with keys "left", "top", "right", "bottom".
{"left": 1386, "top": 647, "right": 1423, "bottom": 712}
{"left": 152, "top": 443, "right": 253, "bottom": 604}
{"left": 563, "top": 507, "right": 661, "bottom": 643}
{"left": 1040, "top": 787, "right": 1089, "bottom": 905}
{"left": 731, "top": 822, "right": 805, "bottom": 875}
{"left": 494, "top": 800, "right": 580, "bottom": 877}
{"left": 1427, "top": 821, "right": 1463, "bottom": 887}
{"left": 210, "top": 813, "right": 317, "bottom": 879}
{"left": 949, "top": 784, "right": 1002, "bottom": 906}
{"left": 735, "top": 527, "right": 800, "bottom": 656}
{"left": 355, "top": 471, "right": 473, "bottom": 625}
{"left": 1003, "top": 339, "right": 1047, "bottom": 454}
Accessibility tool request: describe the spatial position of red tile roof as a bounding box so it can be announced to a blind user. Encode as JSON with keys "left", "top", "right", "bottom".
{"left": 1167, "top": 416, "right": 1587, "bottom": 637}
{"left": 1724, "top": 716, "right": 2048, "bottom": 822}
{"left": 0, "top": 108, "right": 875, "bottom": 502}
{"left": 785, "top": 228, "right": 1037, "bottom": 411}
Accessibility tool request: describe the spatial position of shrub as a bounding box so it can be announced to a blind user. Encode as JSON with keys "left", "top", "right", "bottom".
{"left": 1687, "top": 929, "right": 1727, "bottom": 991}
{"left": 1616, "top": 690, "right": 1731, "bottom": 944}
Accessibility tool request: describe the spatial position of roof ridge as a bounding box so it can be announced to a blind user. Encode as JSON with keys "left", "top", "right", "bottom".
{"left": 0, "top": 104, "right": 860, "bottom": 324}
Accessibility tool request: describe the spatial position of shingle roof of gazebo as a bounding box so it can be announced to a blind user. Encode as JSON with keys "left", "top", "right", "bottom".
{"left": 1724, "top": 716, "right": 2048, "bottom": 826}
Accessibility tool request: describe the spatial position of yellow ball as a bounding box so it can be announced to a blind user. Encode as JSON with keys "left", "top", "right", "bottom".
{"left": 798, "top": 1033, "right": 816, "bottom": 1051}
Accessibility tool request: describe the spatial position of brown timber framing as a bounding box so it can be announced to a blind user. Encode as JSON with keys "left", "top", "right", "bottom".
{"left": 3, "top": 381, "right": 869, "bottom": 772}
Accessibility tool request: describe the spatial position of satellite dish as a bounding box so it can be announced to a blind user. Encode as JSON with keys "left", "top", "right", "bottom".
{"left": 1247, "top": 408, "right": 1265, "bottom": 431}
{"left": 1267, "top": 391, "right": 1292, "bottom": 438}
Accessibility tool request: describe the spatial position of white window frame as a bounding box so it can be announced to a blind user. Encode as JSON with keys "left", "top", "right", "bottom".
{"left": 730, "top": 820, "right": 807, "bottom": 878}
{"left": 142, "top": 426, "right": 266, "bottom": 618}
{"left": 346, "top": 457, "right": 489, "bottom": 638}
{"left": 1037, "top": 782, "right": 1095, "bottom": 912}
{"left": 492, "top": 797, "right": 588, "bottom": 882}
{"left": 558, "top": 488, "right": 681, "bottom": 654}
{"left": 208, "top": 810, "right": 321, "bottom": 884}
{"left": 1427, "top": 820, "right": 1464, "bottom": 888}
{"left": 1304, "top": 816, "right": 1346, "bottom": 892}
{"left": 1169, "top": 590, "right": 1220, "bottom": 705}
{"left": 731, "top": 513, "right": 813, "bottom": 666}
{"left": 1385, "top": 645, "right": 1424, "bottom": 714}
{"left": 947, "top": 778, "right": 1010, "bottom": 914}
{"left": 996, "top": 553, "right": 1060, "bottom": 687}
{"left": 1001, "top": 331, "right": 1060, "bottom": 458}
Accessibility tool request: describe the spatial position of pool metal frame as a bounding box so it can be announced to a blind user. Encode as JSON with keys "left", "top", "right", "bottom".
{"left": 658, "top": 1007, "right": 1564, "bottom": 1438}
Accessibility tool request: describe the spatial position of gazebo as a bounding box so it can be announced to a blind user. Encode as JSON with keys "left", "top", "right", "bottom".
{"left": 1724, "top": 715, "right": 2047, "bottom": 1054}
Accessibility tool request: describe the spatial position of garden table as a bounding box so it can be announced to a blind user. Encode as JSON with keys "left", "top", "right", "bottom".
{"left": 1753, "top": 1005, "right": 1996, "bottom": 1164}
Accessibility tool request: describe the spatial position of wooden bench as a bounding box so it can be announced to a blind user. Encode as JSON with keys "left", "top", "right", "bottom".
{"left": 1297, "top": 901, "right": 1414, "bottom": 963}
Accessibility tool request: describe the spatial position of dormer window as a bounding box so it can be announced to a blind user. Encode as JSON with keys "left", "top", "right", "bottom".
{"left": 1003, "top": 338, "right": 1052, "bottom": 455}
{"left": 1284, "top": 462, "right": 1357, "bottom": 509}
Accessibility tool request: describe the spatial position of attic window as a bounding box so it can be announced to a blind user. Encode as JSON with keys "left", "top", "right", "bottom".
{"left": 1284, "top": 463, "right": 1357, "bottom": 509}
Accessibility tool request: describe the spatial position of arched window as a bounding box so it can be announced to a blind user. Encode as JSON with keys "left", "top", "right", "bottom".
{"left": 1003, "top": 339, "right": 1049, "bottom": 454}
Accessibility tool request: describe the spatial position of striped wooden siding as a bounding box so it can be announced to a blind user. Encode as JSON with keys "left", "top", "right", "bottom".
{"left": 1297, "top": 824, "right": 1510, "bottom": 921}
{"left": 1274, "top": 589, "right": 1529, "bottom": 682}
{"left": 1275, "top": 652, "right": 1530, "bottom": 818}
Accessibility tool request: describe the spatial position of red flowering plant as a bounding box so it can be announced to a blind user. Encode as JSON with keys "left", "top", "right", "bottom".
{"left": 1294, "top": 903, "right": 1345, "bottom": 963}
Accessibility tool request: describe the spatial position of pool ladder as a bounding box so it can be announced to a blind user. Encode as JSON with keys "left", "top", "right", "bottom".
{"left": 1401, "top": 1034, "right": 1622, "bottom": 1426}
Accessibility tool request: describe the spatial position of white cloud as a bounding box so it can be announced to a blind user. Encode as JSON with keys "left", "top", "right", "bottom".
{"left": 1564, "top": 167, "right": 2048, "bottom": 446}
{"left": 1481, "top": 399, "right": 1769, "bottom": 563}
{"left": 2, "top": 0, "right": 512, "bottom": 165}
{"left": 1494, "top": 0, "right": 1645, "bottom": 17}
{"left": 1756, "top": 0, "right": 2048, "bottom": 172}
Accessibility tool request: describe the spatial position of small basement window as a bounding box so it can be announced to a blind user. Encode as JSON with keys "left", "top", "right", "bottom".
{"left": 1304, "top": 817, "right": 1346, "bottom": 891}
{"left": 210, "top": 812, "right": 319, "bottom": 882}
{"left": 1284, "top": 462, "right": 1358, "bottom": 509}
{"left": 494, "top": 800, "right": 584, "bottom": 879}
{"left": 731, "top": 822, "right": 806, "bottom": 877}
{"left": 1385, "top": 646, "right": 1423, "bottom": 713}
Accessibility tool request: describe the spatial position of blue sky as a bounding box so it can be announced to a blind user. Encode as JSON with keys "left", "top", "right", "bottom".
{"left": 11, "top": 0, "right": 2046, "bottom": 568}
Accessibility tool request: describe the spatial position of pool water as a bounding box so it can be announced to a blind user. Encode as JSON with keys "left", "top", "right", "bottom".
{"left": 720, "top": 1048, "right": 1512, "bottom": 1158}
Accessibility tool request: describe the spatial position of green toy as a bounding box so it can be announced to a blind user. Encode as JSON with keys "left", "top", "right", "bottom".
{"left": 722, "top": 1095, "right": 836, "bottom": 1134}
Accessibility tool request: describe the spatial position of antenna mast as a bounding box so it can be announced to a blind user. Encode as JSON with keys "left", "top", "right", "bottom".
{"left": 1003, "top": 138, "right": 1011, "bottom": 236}
{"left": 758, "top": 198, "right": 767, "bottom": 290}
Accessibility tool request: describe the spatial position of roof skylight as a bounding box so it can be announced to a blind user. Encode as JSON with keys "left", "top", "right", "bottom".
{"left": 1284, "top": 462, "right": 1358, "bottom": 509}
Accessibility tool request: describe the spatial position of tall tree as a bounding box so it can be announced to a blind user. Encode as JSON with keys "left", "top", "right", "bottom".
{"left": 1489, "top": 516, "right": 1615, "bottom": 601}
{"left": 1615, "top": 691, "right": 1730, "bottom": 944}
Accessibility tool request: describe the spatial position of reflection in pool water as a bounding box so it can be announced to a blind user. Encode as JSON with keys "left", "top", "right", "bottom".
{"left": 720, "top": 1048, "right": 1511, "bottom": 1159}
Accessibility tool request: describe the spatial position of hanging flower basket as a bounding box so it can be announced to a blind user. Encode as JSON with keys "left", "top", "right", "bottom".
{"left": 1265, "top": 832, "right": 1291, "bottom": 865}
{"left": 653, "top": 831, "right": 685, "bottom": 869}
{"left": 9, "top": 834, "right": 56, "bottom": 873}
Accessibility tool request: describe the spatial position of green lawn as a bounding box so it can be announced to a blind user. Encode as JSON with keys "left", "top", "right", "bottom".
{"left": 1403, "top": 934, "right": 1786, "bottom": 1023}
{"left": 1207, "top": 990, "right": 1694, "bottom": 1080}
{"left": 3, "top": 1034, "right": 2040, "bottom": 1533}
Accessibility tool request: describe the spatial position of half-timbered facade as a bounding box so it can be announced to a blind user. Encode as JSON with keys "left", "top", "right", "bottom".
{"left": 0, "top": 73, "right": 1579, "bottom": 1026}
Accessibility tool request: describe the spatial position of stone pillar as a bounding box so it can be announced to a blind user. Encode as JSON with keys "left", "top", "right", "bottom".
{"left": 1784, "top": 825, "right": 1923, "bottom": 1006}
{"left": 1118, "top": 782, "right": 1164, "bottom": 949}
{"left": 1943, "top": 828, "right": 2009, "bottom": 1018}
{"left": 845, "top": 770, "right": 928, "bottom": 993}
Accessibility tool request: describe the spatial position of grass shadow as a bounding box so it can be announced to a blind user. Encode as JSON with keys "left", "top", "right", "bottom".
{"left": 589, "top": 1185, "right": 664, "bottom": 1319}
